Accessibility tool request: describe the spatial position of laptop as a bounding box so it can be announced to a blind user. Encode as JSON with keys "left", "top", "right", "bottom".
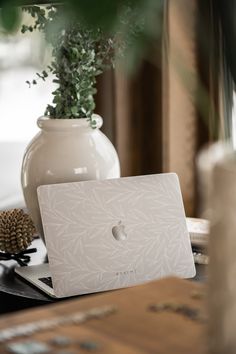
{"left": 15, "top": 173, "right": 196, "bottom": 298}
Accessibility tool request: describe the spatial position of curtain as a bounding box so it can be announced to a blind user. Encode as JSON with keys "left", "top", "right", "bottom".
{"left": 96, "top": 62, "right": 163, "bottom": 177}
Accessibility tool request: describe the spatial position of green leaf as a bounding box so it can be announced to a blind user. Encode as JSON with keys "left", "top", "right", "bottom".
{"left": 21, "top": 24, "right": 28, "bottom": 33}
{"left": 71, "top": 106, "right": 78, "bottom": 115}
{"left": 71, "top": 47, "right": 79, "bottom": 58}
{"left": 42, "top": 70, "right": 48, "bottom": 78}
{"left": 53, "top": 95, "right": 61, "bottom": 104}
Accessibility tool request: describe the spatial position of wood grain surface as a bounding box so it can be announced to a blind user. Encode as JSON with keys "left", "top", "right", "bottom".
{"left": 0, "top": 277, "right": 208, "bottom": 354}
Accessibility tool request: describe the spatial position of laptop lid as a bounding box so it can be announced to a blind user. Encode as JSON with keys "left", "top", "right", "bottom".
{"left": 37, "top": 173, "right": 195, "bottom": 298}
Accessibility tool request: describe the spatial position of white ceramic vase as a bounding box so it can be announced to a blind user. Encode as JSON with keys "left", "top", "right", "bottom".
{"left": 21, "top": 115, "right": 120, "bottom": 241}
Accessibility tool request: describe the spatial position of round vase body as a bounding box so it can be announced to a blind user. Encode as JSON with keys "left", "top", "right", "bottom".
{"left": 21, "top": 116, "right": 120, "bottom": 241}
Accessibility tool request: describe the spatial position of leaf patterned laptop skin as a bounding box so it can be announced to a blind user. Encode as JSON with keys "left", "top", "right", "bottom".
{"left": 37, "top": 173, "right": 195, "bottom": 298}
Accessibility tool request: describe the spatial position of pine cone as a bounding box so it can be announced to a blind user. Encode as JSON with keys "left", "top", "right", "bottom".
{"left": 0, "top": 209, "right": 36, "bottom": 254}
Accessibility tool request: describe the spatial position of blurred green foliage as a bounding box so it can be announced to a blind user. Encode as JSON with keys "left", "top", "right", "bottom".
{"left": 0, "top": 0, "right": 164, "bottom": 88}
{"left": 0, "top": 0, "right": 235, "bottom": 86}
{"left": 21, "top": 5, "right": 126, "bottom": 120}
{"left": 0, "top": 0, "right": 162, "bottom": 32}
{"left": 0, "top": 0, "right": 234, "bottom": 136}
{"left": 19, "top": 3, "right": 162, "bottom": 121}
{"left": 0, "top": 0, "right": 163, "bottom": 65}
{"left": 0, "top": 2, "right": 21, "bottom": 32}
{"left": 0, "top": 0, "right": 164, "bottom": 121}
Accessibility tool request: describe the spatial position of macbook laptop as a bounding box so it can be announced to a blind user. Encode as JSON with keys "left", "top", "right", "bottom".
{"left": 15, "top": 173, "right": 196, "bottom": 298}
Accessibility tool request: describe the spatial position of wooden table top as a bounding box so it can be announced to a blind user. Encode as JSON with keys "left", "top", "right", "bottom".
{"left": 0, "top": 277, "right": 208, "bottom": 354}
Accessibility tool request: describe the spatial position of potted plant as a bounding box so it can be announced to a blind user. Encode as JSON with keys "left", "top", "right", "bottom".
{"left": 20, "top": 5, "right": 120, "bottom": 240}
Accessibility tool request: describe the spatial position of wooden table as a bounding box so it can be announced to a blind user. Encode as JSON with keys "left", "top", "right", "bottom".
{"left": 0, "top": 277, "right": 208, "bottom": 354}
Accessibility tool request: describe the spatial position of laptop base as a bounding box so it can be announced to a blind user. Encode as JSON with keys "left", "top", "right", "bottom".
{"left": 15, "top": 264, "right": 56, "bottom": 298}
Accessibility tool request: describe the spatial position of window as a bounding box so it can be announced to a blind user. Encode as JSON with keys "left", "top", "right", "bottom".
{"left": 0, "top": 27, "right": 55, "bottom": 210}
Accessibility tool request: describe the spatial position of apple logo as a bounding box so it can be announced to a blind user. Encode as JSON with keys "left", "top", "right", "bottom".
{"left": 112, "top": 221, "right": 127, "bottom": 241}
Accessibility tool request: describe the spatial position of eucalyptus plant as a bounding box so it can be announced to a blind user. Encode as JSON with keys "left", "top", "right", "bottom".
{"left": 21, "top": 5, "right": 118, "bottom": 123}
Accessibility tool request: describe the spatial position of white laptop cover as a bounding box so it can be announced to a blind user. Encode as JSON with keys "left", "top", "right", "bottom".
{"left": 37, "top": 173, "right": 195, "bottom": 298}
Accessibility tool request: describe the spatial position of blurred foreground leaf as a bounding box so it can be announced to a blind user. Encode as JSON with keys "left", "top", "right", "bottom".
{"left": 0, "top": 3, "right": 21, "bottom": 32}
{"left": 68, "top": 0, "right": 120, "bottom": 31}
